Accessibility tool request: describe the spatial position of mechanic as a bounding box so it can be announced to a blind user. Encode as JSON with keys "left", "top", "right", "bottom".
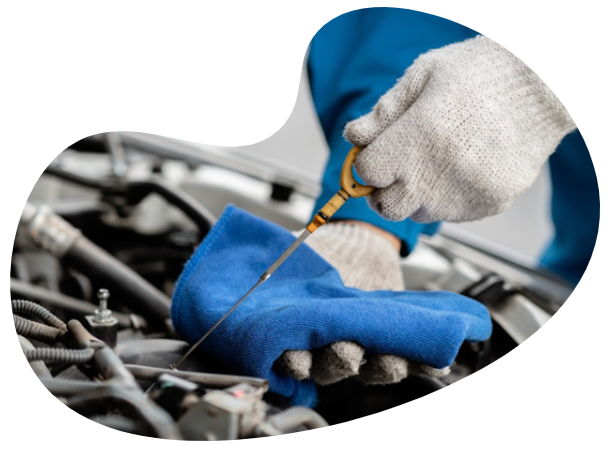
{"left": 276, "top": 8, "right": 599, "bottom": 384}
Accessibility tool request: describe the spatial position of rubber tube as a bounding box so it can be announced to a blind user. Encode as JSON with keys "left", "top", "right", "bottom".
{"left": 12, "top": 299, "right": 67, "bottom": 333}
{"left": 90, "top": 415, "right": 139, "bottom": 434}
{"left": 44, "top": 165, "right": 103, "bottom": 189}
{"left": 21, "top": 204, "right": 171, "bottom": 329}
{"left": 259, "top": 406, "right": 328, "bottom": 434}
{"left": 124, "top": 365, "right": 269, "bottom": 391}
{"left": 40, "top": 377, "right": 102, "bottom": 396}
{"left": 43, "top": 167, "right": 216, "bottom": 237}
{"left": 94, "top": 348, "right": 139, "bottom": 390}
{"left": 66, "top": 385, "right": 182, "bottom": 439}
{"left": 24, "top": 347, "right": 95, "bottom": 364}
{"left": 10, "top": 279, "right": 143, "bottom": 329}
{"left": 14, "top": 315, "right": 63, "bottom": 343}
{"left": 63, "top": 237, "right": 171, "bottom": 330}
{"left": 125, "top": 177, "right": 216, "bottom": 236}
{"left": 19, "top": 336, "right": 52, "bottom": 378}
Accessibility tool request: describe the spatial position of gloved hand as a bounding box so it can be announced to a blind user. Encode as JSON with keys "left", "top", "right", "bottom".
{"left": 276, "top": 221, "right": 449, "bottom": 385}
{"left": 171, "top": 206, "right": 492, "bottom": 406}
{"left": 345, "top": 35, "right": 576, "bottom": 223}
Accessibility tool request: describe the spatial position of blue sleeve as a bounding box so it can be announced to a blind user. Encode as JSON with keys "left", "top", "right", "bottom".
{"left": 307, "top": 8, "right": 478, "bottom": 255}
{"left": 539, "top": 130, "right": 600, "bottom": 284}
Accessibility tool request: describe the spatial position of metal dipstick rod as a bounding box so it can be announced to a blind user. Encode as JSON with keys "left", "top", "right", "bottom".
{"left": 169, "top": 230, "right": 311, "bottom": 370}
{"left": 170, "top": 146, "right": 375, "bottom": 371}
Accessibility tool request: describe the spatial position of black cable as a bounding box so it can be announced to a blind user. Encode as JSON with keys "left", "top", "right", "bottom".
{"left": 12, "top": 299, "right": 67, "bottom": 333}
{"left": 66, "top": 385, "right": 182, "bottom": 439}
{"left": 19, "top": 203, "right": 171, "bottom": 330}
{"left": 24, "top": 347, "right": 95, "bottom": 364}
{"left": 64, "top": 237, "right": 171, "bottom": 330}
{"left": 43, "top": 165, "right": 104, "bottom": 189}
{"left": 124, "top": 365, "right": 269, "bottom": 391}
{"left": 43, "top": 167, "right": 216, "bottom": 237}
{"left": 122, "top": 177, "right": 216, "bottom": 236}
{"left": 10, "top": 279, "right": 144, "bottom": 329}
{"left": 40, "top": 378, "right": 102, "bottom": 396}
{"left": 14, "top": 315, "right": 63, "bottom": 343}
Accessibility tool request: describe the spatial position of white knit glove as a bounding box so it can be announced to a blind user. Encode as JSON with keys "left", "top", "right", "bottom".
{"left": 274, "top": 222, "right": 449, "bottom": 385}
{"left": 346, "top": 35, "right": 576, "bottom": 223}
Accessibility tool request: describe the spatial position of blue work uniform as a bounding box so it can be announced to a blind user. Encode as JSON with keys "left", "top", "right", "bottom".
{"left": 307, "top": 7, "right": 599, "bottom": 284}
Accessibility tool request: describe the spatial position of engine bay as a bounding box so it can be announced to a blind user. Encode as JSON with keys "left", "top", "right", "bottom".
{"left": 11, "top": 132, "right": 574, "bottom": 440}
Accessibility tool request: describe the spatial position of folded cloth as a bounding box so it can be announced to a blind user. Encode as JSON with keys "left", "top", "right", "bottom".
{"left": 171, "top": 205, "right": 492, "bottom": 407}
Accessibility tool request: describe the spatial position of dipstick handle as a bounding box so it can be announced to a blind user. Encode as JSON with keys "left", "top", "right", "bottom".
{"left": 306, "top": 146, "right": 375, "bottom": 233}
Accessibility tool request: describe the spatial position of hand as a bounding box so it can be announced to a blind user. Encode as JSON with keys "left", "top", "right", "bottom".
{"left": 345, "top": 35, "right": 576, "bottom": 223}
{"left": 276, "top": 221, "right": 449, "bottom": 385}
{"left": 171, "top": 206, "right": 492, "bottom": 405}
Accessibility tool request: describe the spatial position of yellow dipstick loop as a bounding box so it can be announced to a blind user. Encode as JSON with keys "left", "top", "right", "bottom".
{"left": 340, "top": 146, "right": 376, "bottom": 198}
{"left": 306, "top": 146, "right": 376, "bottom": 233}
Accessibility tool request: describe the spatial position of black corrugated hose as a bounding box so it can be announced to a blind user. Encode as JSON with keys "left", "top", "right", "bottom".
{"left": 12, "top": 299, "right": 68, "bottom": 333}
{"left": 24, "top": 347, "right": 95, "bottom": 364}
{"left": 14, "top": 315, "right": 63, "bottom": 343}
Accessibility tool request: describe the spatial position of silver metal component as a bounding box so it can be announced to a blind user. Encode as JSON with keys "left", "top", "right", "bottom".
{"left": 178, "top": 396, "right": 239, "bottom": 440}
{"left": 118, "top": 131, "right": 321, "bottom": 199}
{"left": 489, "top": 293, "right": 551, "bottom": 344}
{"left": 425, "top": 258, "right": 484, "bottom": 293}
{"left": 170, "top": 229, "right": 312, "bottom": 370}
{"left": 94, "top": 289, "right": 113, "bottom": 324}
{"left": 427, "top": 230, "right": 574, "bottom": 307}
{"left": 104, "top": 132, "right": 129, "bottom": 178}
{"left": 24, "top": 203, "right": 81, "bottom": 258}
{"left": 20, "top": 202, "right": 38, "bottom": 224}
{"left": 400, "top": 242, "right": 453, "bottom": 290}
{"left": 421, "top": 247, "right": 552, "bottom": 344}
{"left": 125, "top": 364, "right": 269, "bottom": 391}
{"left": 178, "top": 383, "right": 267, "bottom": 440}
{"left": 263, "top": 228, "right": 311, "bottom": 279}
{"left": 255, "top": 406, "right": 329, "bottom": 436}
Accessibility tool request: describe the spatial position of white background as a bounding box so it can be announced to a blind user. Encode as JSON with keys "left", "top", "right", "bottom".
{"left": 2, "top": 1, "right": 609, "bottom": 447}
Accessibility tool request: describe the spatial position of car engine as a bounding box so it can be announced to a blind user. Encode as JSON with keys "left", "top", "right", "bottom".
{"left": 11, "top": 132, "right": 575, "bottom": 440}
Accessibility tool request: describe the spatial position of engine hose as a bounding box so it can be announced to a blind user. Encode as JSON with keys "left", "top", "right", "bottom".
{"left": 14, "top": 315, "right": 63, "bottom": 343}
{"left": 256, "top": 407, "right": 328, "bottom": 436}
{"left": 44, "top": 166, "right": 216, "bottom": 237}
{"left": 90, "top": 415, "right": 139, "bottom": 434}
{"left": 40, "top": 377, "right": 102, "bottom": 396}
{"left": 12, "top": 299, "right": 67, "bottom": 333}
{"left": 19, "top": 336, "right": 52, "bottom": 378}
{"left": 94, "top": 347, "right": 139, "bottom": 390}
{"left": 124, "top": 364, "right": 269, "bottom": 391}
{"left": 22, "top": 203, "right": 172, "bottom": 330}
{"left": 67, "top": 385, "right": 182, "bottom": 439}
{"left": 10, "top": 279, "right": 144, "bottom": 329}
{"left": 123, "top": 177, "right": 216, "bottom": 237}
{"left": 44, "top": 165, "right": 103, "bottom": 189}
{"left": 64, "top": 237, "right": 171, "bottom": 329}
{"left": 24, "top": 347, "right": 95, "bottom": 364}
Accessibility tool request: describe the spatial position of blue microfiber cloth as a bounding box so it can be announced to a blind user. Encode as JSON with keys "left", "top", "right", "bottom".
{"left": 171, "top": 205, "right": 492, "bottom": 407}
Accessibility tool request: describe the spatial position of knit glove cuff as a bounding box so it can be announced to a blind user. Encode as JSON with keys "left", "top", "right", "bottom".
{"left": 304, "top": 221, "right": 404, "bottom": 291}
{"left": 345, "top": 35, "right": 576, "bottom": 223}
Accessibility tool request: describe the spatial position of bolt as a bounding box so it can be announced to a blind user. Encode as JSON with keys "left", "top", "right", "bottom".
{"left": 94, "top": 289, "right": 113, "bottom": 323}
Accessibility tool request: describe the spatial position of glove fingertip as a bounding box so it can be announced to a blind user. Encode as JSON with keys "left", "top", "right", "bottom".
{"left": 358, "top": 354, "right": 408, "bottom": 385}
{"left": 274, "top": 350, "right": 312, "bottom": 381}
{"left": 344, "top": 115, "right": 379, "bottom": 147}
{"left": 367, "top": 186, "right": 416, "bottom": 222}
